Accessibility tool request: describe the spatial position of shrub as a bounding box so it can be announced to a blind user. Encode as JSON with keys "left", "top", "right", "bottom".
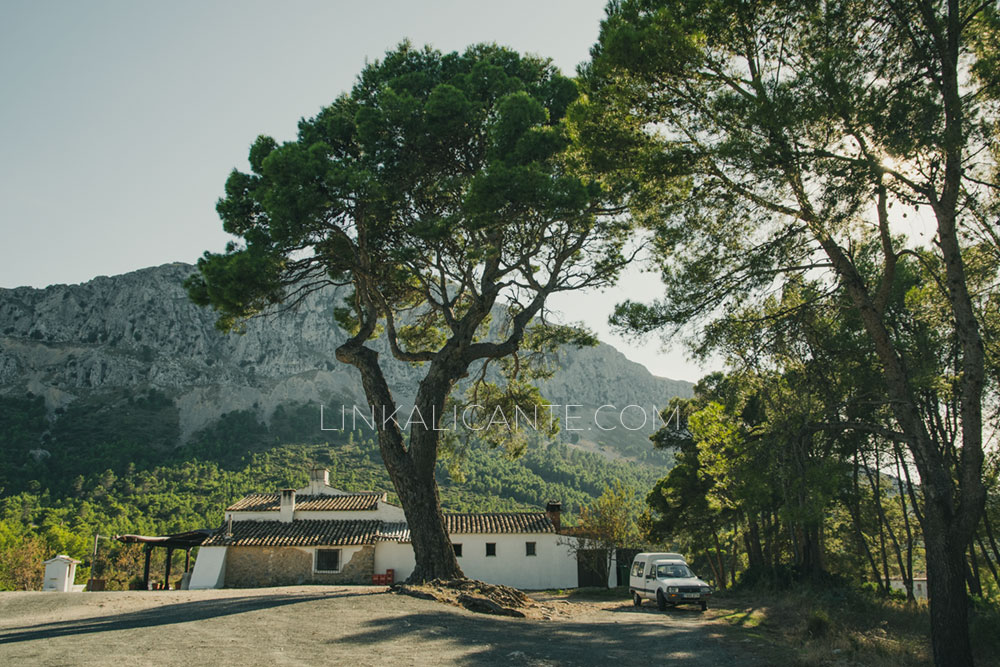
{"left": 805, "top": 609, "right": 832, "bottom": 638}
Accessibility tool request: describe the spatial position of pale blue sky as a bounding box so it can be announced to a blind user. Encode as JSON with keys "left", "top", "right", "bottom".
{"left": 0, "top": 0, "right": 716, "bottom": 382}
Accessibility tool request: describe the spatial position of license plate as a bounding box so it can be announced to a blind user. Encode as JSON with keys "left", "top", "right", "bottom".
{"left": 683, "top": 593, "right": 699, "bottom": 598}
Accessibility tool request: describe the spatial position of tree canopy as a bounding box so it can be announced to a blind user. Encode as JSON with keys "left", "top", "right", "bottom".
{"left": 587, "top": 1, "right": 999, "bottom": 662}
{"left": 186, "top": 42, "right": 632, "bottom": 581}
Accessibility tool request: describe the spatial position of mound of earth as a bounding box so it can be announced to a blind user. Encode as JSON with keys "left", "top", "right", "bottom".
{"left": 393, "top": 578, "right": 538, "bottom": 618}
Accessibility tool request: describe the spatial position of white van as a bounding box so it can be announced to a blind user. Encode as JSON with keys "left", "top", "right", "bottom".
{"left": 628, "top": 552, "right": 713, "bottom": 611}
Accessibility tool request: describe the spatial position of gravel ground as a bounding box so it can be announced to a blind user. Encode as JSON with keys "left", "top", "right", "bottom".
{"left": 0, "top": 587, "right": 772, "bottom": 666}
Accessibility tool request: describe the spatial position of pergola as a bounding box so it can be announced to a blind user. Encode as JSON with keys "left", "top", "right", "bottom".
{"left": 114, "top": 529, "right": 214, "bottom": 590}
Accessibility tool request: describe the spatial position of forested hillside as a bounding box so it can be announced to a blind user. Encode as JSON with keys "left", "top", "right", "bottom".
{"left": 0, "top": 392, "right": 668, "bottom": 590}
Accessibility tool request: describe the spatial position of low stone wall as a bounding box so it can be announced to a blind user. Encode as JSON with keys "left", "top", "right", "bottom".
{"left": 224, "top": 545, "right": 374, "bottom": 587}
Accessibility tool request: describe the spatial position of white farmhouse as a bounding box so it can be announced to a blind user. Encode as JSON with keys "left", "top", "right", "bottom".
{"left": 889, "top": 576, "right": 929, "bottom": 600}
{"left": 190, "top": 468, "right": 581, "bottom": 590}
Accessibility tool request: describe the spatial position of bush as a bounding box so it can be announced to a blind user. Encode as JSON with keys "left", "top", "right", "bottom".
{"left": 969, "top": 597, "right": 1000, "bottom": 657}
{"left": 735, "top": 564, "right": 852, "bottom": 593}
{"left": 805, "top": 609, "right": 832, "bottom": 638}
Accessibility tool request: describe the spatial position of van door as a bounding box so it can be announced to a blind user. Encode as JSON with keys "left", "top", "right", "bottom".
{"left": 629, "top": 557, "right": 644, "bottom": 594}
{"left": 643, "top": 561, "right": 657, "bottom": 599}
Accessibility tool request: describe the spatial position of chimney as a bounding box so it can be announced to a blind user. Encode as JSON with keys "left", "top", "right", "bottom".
{"left": 279, "top": 489, "right": 296, "bottom": 523}
{"left": 546, "top": 501, "right": 562, "bottom": 533}
{"left": 309, "top": 467, "right": 330, "bottom": 494}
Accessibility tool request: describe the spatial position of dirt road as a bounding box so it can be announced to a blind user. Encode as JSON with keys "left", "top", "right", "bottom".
{"left": 0, "top": 587, "right": 770, "bottom": 666}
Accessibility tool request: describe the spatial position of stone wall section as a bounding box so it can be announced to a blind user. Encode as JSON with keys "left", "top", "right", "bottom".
{"left": 223, "top": 545, "right": 374, "bottom": 587}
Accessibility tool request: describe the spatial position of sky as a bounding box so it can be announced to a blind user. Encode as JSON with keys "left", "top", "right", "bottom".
{"left": 0, "top": 0, "right": 718, "bottom": 383}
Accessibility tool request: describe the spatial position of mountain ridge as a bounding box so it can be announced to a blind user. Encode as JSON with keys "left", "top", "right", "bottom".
{"left": 0, "top": 262, "right": 693, "bottom": 455}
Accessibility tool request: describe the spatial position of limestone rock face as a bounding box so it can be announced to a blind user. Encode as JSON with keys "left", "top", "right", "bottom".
{"left": 0, "top": 263, "right": 692, "bottom": 445}
{"left": 536, "top": 339, "right": 694, "bottom": 411}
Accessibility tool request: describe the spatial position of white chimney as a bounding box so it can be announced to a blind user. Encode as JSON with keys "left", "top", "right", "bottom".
{"left": 279, "top": 489, "right": 296, "bottom": 523}
{"left": 309, "top": 467, "right": 330, "bottom": 494}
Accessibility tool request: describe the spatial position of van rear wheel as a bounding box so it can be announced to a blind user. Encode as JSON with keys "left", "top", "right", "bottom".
{"left": 656, "top": 590, "right": 667, "bottom": 611}
{"left": 633, "top": 592, "right": 642, "bottom": 607}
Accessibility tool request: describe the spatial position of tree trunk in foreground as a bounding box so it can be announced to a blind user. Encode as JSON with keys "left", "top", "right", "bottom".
{"left": 390, "top": 441, "right": 462, "bottom": 582}
{"left": 924, "top": 519, "right": 974, "bottom": 667}
{"left": 337, "top": 341, "right": 464, "bottom": 583}
{"left": 813, "top": 229, "right": 983, "bottom": 667}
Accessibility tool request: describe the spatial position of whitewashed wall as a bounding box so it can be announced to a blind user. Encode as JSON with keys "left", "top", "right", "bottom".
{"left": 373, "top": 541, "right": 416, "bottom": 582}
{"left": 374, "top": 534, "right": 580, "bottom": 589}
{"left": 189, "top": 546, "right": 227, "bottom": 589}
{"left": 449, "top": 534, "right": 579, "bottom": 590}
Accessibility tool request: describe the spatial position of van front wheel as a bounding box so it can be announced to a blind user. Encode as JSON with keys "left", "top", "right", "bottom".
{"left": 656, "top": 590, "right": 667, "bottom": 611}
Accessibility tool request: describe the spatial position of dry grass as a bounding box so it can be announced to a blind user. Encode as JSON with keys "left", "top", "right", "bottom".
{"left": 707, "top": 586, "right": 1000, "bottom": 667}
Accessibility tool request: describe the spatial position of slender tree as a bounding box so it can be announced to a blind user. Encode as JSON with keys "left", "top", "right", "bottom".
{"left": 186, "top": 43, "right": 630, "bottom": 582}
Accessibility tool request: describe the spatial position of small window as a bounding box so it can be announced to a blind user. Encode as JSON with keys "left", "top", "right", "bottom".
{"left": 453, "top": 543, "right": 463, "bottom": 557}
{"left": 486, "top": 542, "right": 496, "bottom": 557}
{"left": 525, "top": 542, "right": 536, "bottom": 556}
{"left": 315, "top": 549, "right": 341, "bottom": 573}
{"left": 631, "top": 561, "right": 645, "bottom": 577}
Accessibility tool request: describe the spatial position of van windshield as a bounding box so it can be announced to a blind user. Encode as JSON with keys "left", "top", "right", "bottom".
{"left": 656, "top": 564, "right": 693, "bottom": 579}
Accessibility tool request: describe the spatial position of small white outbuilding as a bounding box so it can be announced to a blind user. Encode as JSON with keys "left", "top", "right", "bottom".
{"left": 42, "top": 554, "right": 81, "bottom": 592}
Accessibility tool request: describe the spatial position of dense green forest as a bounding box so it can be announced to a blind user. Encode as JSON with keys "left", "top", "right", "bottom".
{"left": 0, "top": 393, "right": 667, "bottom": 590}
{"left": 581, "top": 1, "right": 1000, "bottom": 663}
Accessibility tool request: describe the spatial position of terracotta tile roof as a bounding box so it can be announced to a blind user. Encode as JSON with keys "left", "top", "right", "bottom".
{"left": 376, "top": 513, "right": 555, "bottom": 542}
{"left": 378, "top": 522, "right": 410, "bottom": 542}
{"left": 203, "top": 520, "right": 382, "bottom": 547}
{"left": 225, "top": 493, "right": 385, "bottom": 512}
{"left": 446, "top": 513, "right": 555, "bottom": 534}
{"left": 204, "top": 511, "right": 556, "bottom": 547}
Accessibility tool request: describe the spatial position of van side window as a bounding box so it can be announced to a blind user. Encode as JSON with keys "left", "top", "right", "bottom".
{"left": 631, "top": 561, "right": 644, "bottom": 577}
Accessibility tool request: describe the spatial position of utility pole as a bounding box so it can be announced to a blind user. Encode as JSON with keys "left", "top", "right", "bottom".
{"left": 87, "top": 533, "right": 109, "bottom": 592}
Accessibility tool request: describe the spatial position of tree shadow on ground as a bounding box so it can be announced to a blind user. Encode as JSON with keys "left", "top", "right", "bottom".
{"left": 606, "top": 601, "right": 709, "bottom": 617}
{"left": 332, "top": 608, "right": 767, "bottom": 665}
{"left": 0, "top": 590, "right": 376, "bottom": 644}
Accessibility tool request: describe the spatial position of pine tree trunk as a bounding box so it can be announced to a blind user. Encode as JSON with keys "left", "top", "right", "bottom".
{"left": 894, "top": 447, "right": 916, "bottom": 601}
{"left": 984, "top": 514, "right": 1000, "bottom": 567}
{"left": 728, "top": 530, "right": 739, "bottom": 587}
{"left": 711, "top": 529, "right": 726, "bottom": 590}
{"left": 763, "top": 511, "right": 777, "bottom": 569}
{"left": 814, "top": 235, "right": 983, "bottom": 665}
{"left": 976, "top": 534, "right": 999, "bottom": 588}
{"left": 703, "top": 547, "right": 722, "bottom": 588}
{"left": 864, "top": 453, "right": 909, "bottom": 596}
{"left": 337, "top": 339, "right": 465, "bottom": 584}
{"left": 967, "top": 542, "right": 982, "bottom": 599}
{"left": 392, "top": 460, "right": 462, "bottom": 582}
{"left": 851, "top": 455, "right": 884, "bottom": 591}
{"left": 747, "top": 515, "right": 765, "bottom": 570}
{"left": 924, "top": 520, "right": 974, "bottom": 667}
{"left": 800, "top": 523, "right": 823, "bottom": 578}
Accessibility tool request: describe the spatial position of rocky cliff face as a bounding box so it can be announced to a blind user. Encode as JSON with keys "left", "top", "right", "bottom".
{"left": 0, "top": 263, "right": 692, "bottom": 449}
